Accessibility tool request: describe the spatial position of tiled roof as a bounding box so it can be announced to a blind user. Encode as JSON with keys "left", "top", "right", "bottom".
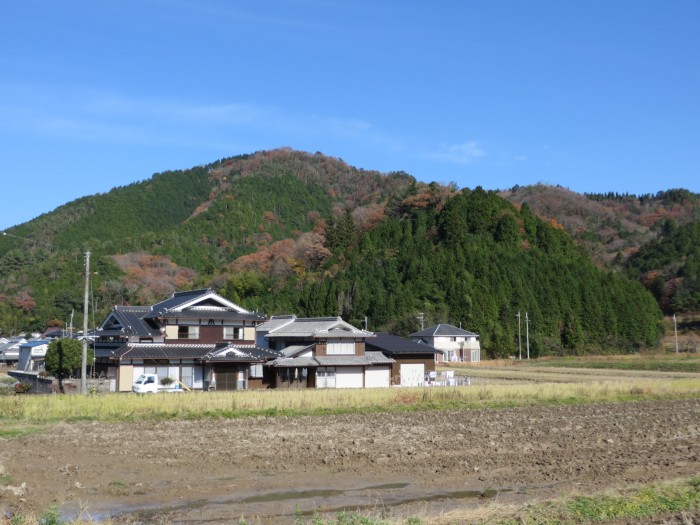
{"left": 315, "top": 354, "right": 393, "bottom": 366}
{"left": 42, "top": 328, "right": 70, "bottom": 338}
{"left": 280, "top": 344, "right": 313, "bottom": 358}
{"left": 147, "top": 289, "right": 215, "bottom": 315}
{"left": 157, "top": 309, "right": 267, "bottom": 322}
{"left": 204, "top": 344, "right": 281, "bottom": 362}
{"left": 366, "top": 332, "right": 443, "bottom": 355}
{"left": 364, "top": 350, "right": 397, "bottom": 364}
{"left": 144, "top": 289, "right": 250, "bottom": 319}
{"left": 268, "top": 353, "right": 394, "bottom": 368}
{"left": 111, "top": 343, "right": 217, "bottom": 360}
{"left": 262, "top": 315, "right": 373, "bottom": 339}
{"left": 267, "top": 356, "right": 318, "bottom": 368}
{"left": 256, "top": 315, "right": 296, "bottom": 333}
{"left": 0, "top": 339, "right": 26, "bottom": 352}
{"left": 109, "top": 342, "right": 281, "bottom": 362}
{"left": 97, "top": 306, "right": 159, "bottom": 338}
{"left": 410, "top": 324, "right": 479, "bottom": 338}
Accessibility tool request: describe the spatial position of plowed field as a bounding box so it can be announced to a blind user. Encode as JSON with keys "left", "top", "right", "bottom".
{"left": 1, "top": 398, "right": 699, "bottom": 523}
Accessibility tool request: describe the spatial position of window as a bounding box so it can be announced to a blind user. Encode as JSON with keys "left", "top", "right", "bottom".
{"left": 224, "top": 326, "right": 242, "bottom": 340}
{"left": 316, "top": 367, "right": 336, "bottom": 388}
{"left": 177, "top": 325, "right": 199, "bottom": 339}
{"left": 326, "top": 339, "right": 355, "bottom": 355}
{"left": 249, "top": 363, "right": 263, "bottom": 378}
{"left": 181, "top": 366, "right": 194, "bottom": 388}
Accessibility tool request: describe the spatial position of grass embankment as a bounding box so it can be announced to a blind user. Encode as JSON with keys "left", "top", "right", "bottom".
{"left": 0, "top": 377, "right": 698, "bottom": 424}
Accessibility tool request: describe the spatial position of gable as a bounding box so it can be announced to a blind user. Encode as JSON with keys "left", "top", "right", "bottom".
{"left": 100, "top": 313, "right": 123, "bottom": 331}
{"left": 148, "top": 289, "right": 250, "bottom": 317}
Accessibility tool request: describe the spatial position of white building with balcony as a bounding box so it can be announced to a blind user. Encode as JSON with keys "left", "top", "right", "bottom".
{"left": 410, "top": 324, "right": 480, "bottom": 363}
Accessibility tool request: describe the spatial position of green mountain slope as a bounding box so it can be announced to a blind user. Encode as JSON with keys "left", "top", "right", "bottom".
{"left": 0, "top": 149, "right": 663, "bottom": 356}
{"left": 625, "top": 221, "right": 700, "bottom": 314}
{"left": 223, "top": 186, "right": 661, "bottom": 357}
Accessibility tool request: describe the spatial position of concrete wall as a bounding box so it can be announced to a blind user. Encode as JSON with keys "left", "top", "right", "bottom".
{"left": 8, "top": 371, "right": 54, "bottom": 394}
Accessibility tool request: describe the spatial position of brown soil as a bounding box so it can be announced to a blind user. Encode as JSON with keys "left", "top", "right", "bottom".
{"left": 1, "top": 399, "right": 699, "bottom": 524}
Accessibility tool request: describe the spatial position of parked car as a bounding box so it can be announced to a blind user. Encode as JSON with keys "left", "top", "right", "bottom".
{"left": 132, "top": 373, "right": 182, "bottom": 393}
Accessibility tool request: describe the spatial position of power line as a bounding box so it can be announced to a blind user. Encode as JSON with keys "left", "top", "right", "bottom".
{"left": 1, "top": 231, "right": 55, "bottom": 248}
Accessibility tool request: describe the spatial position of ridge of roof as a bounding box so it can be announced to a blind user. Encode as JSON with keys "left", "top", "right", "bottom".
{"left": 410, "top": 323, "right": 479, "bottom": 338}
{"left": 172, "top": 288, "right": 213, "bottom": 297}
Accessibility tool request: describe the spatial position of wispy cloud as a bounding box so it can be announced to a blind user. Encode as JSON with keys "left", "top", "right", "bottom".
{"left": 428, "top": 141, "right": 486, "bottom": 164}
{"left": 0, "top": 82, "right": 403, "bottom": 154}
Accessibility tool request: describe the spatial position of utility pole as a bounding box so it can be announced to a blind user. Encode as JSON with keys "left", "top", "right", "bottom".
{"left": 363, "top": 316, "right": 368, "bottom": 331}
{"left": 525, "top": 311, "right": 530, "bottom": 359}
{"left": 674, "top": 313, "right": 679, "bottom": 354}
{"left": 417, "top": 312, "right": 425, "bottom": 331}
{"left": 516, "top": 311, "right": 522, "bottom": 360}
{"left": 81, "top": 251, "right": 90, "bottom": 394}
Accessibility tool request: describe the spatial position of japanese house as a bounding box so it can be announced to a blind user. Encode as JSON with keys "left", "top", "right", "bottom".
{"left": 94, "top": 288, "right": 277, "bottom": 391}
{"left": 258, "top": 315, "right": 394, "bottom": 388}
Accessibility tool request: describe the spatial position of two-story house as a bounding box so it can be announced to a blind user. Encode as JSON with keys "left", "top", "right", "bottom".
{"left": 94, "top": 289, "right": 278, "bottom": 391}
{"left": 257, "top": 315, "right": 394, "bottom": 388}
{"left": 410, "top": 324, "right": 481, "bottom": 363}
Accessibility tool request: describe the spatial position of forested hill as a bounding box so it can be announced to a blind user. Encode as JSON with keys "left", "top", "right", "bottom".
{"left": 500, "top": 184, "right": 700, "bottom": 320}
{"left": 0, "top": 149, "right": 663, "bottom": 356}
{"left": 625, "top": 221, "right": 700, "bottom": 314}
{"left": 501, "top": 184, "right": 700, "bottom": 267}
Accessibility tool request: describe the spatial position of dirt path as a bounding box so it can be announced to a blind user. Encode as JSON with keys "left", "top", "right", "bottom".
{"left": 1, "top": 399, "right": 699, "bottom": 523}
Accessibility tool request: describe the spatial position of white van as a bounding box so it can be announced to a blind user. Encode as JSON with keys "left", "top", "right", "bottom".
{"left": 132, "top": 373, "right": 182, "bottom": 393}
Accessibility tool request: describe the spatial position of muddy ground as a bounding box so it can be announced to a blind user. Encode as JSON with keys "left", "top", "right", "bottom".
{"left": 1, "top": 399, "right": 699, "bottom": 524}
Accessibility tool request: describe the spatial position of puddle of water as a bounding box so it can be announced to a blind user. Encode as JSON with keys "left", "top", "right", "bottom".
{"left": 362, "top": 483, "right": 410, "bottom": 490}
{"left": 294, "top": 487, "right": 510, "bottom": 517}
{"left": 240, "top": 489, "right": 344, "bottom": 503}
{"left": 64, "top": 481, "right": 514, "bottom": 523}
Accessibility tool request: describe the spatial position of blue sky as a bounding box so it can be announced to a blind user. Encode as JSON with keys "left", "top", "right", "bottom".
{"left": 1, "top": 0, "right": 699, "bottom": 230}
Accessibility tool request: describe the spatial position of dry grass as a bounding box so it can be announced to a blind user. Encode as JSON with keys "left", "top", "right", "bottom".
{"left": 1, "top": 377, "right": 698, "bottom": 424}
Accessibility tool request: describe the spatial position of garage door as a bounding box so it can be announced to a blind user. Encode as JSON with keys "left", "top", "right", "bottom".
{"left": 336, "top": 367, "right": 364, "bottom": 388}
{"left": 365, "top": 366, "right": 391, "bottom": 388}
{"left": 400, "top": 363, "right": 424, "bottom": 387}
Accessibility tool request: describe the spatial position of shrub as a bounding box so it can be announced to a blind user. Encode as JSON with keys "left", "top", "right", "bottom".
{"left": 14, "top": 382, "right": 32, "bottom": 394}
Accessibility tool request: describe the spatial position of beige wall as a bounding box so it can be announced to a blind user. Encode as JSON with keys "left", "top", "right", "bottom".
{"left": 118, "top": 365, "right": 134, "bottom": 392}
{"left": 243, "top": 326, "right": 256, "bottom": 341}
